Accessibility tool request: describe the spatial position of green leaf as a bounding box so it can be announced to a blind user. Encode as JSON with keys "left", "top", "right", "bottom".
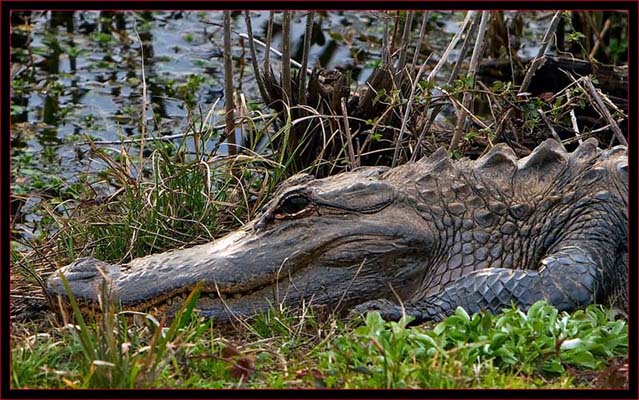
{"left": 563, "top": 350, "right": 597, "bottom": 369}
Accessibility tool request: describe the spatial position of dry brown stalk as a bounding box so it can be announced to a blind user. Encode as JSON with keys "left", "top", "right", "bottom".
{"left": 450, "top": 11, "right": 491, "bottom": 151}
{"left": 396, "top": 11, "right": 415, "bottom": 73}
{"left": 537, "top": 108, "right": 567, "bottom": 151}
{"left": 281, "top": 12, "right": 292, "bottom": 105}
{"left": 582, "top": 77, "right": 628, "bottom": 145}
{"left": 299, "top": 11, "right": 314, "bottom": 106}
{"left": 340, "top": 98, "right": 357, "bottom": 169}
{"left": 244, "top": 12, "right": 270, "bottom": 105}
{"left": 410, "top": 12, "right": 429, "bottom": 72}
{"left": 223, "top": 11, "right": 236, "bottom": 155}
{"left": 518, "top": 11, "right": 562, "bottom": 95}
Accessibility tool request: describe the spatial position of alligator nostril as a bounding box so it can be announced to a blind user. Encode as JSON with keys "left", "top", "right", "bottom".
{"left": 255, "top": 213, "right": 274, "bottom": 232}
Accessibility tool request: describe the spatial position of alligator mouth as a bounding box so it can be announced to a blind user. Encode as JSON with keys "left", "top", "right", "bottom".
{"left": 125, "top": 271, "right": 292, "bottom": 315}
{"left": 123, "top": 261, "right": 329, "bottom": 324}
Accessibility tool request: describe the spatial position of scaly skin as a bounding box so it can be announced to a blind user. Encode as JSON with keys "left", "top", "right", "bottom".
{"left": 46, "top": 138, "right": 628, "bottom": 323}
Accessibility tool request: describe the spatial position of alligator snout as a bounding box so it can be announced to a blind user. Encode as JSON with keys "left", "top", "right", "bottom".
{"left": 47, "top": 257, "right": 121, "bottom": 301}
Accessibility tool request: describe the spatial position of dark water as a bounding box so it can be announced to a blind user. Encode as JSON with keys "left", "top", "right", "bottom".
{"left": 10, "top": 11, "right": 548, "bottom": 172}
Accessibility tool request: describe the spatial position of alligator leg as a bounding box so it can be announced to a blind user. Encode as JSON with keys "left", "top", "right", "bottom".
{"left": 352, "top": 245, "right": 607, "bottom": 323}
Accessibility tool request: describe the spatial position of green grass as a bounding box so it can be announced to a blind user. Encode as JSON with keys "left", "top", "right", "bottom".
{"left": 10, "top": 300, "right": 627, "bottom": 389}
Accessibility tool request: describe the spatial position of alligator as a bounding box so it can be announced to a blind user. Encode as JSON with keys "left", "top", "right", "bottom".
{"left": 46, "top": 138, "right": 629, "bottom": 324}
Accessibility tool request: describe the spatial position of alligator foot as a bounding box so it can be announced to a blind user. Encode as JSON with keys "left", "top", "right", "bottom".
{"left": 47, "top": 257, "right": 121, "bottom": 302}
{"left": 351, "top": 299, "right": 425, "bottom": 324}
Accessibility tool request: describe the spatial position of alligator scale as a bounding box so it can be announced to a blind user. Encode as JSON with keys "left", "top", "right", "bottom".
{"left": 47, "top": 139, "right": 629, "bottom": 323}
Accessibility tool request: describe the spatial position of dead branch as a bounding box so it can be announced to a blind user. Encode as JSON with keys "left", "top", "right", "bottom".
{"left": 281, "top": 11, "right": 292, "bottom": 105}
{"left": 537, "top": 108, "right": 567, "bottom": 150}
{"left": 263, "top": 11, "right": 275, "bottom": 80}
{"left": 425, "top": 11, "right": 476, "bottom": 83}
{"left": 382, "top": 12, "right": 390, "bottom": 65}
{"left": 392, "top": 57, "right": 429, "bottom": 167}
{"left": 340, "top": 98, "right": 357, "bottom": 169}
{"left": 299, "top": 11, "right": 314, "bottom": 106}
{"left": 396, "top": 11, "right": 414, "bottom": 73}
{"left": 410, "top": 12, "right": 429, "bottom": 72}
{"left": 582, "top": 77, "right": 628, "bottom": 145}
{"left": 589, "top": 17, "right": 611, "bottom": 58}
{"left": 244, "top": 12, "right": 270, "bottom": 105}
{"left": 411, "top": 11, "right": 476, "bottom": 161}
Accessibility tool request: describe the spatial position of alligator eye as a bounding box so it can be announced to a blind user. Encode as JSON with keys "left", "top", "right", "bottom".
{"left": 278, "top": 194, "right": 310, "bottom": 216}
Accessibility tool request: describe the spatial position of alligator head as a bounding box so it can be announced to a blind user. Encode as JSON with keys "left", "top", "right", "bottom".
{"left": 47, "top": 166, "right": 434, "bottom": 321}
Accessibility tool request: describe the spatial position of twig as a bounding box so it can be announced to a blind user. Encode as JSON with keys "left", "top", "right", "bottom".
{"left": 492, "top": 107, "right": 514, "bottom": 145}
{"left": 450, "top": 11, "right": 491, "bottom": 151}
{"left": 396, "top": 11, "right": 414, "bottom": 73}
{"left": 223, "top": 11, "right": 236, "bottom": 155}
{"left": 382, "top": 12, "right": 390, "bottom": 65}
{"left": 441, "top": 88, "right": 490, "bottom": 129}
{"left": 244, "top": 12, "right": 270, "bottom": 105}
{"left": 238, "top": 33, "right": 311, "bottom": 75}
{"left": 551, "top": 70, "right": 588, "bottom": 98}
{"left": 333, "top": 259, "right": 366, "bottom": 317}
{"left": 447, "top": 11, "right": 480, "bottom": 86}
{"left": 558, "top": 68, "right": 626, "bottom": 119}
{"left": 81, "top": 113, "right": 276, "bottom": 145}
{"left": 589, "top": 18, "right": 611, "bottom": 58}
{"left": 582, "top": 77, "right": 627, "bottom": 145}
{"left": 132, "top": 25, "right": 147, "bottom": 182}
{"left": 390, "top": 12, "right": 401, "bottom": 59}
{"left": 281, "top": 11, "right": 292, "bottom": 105}
{"left": 518, "top": 11, "right": 562, "bottom": 95}
{"left": 299, "top": 11, "right": 314, "bottom": 105}
{"left": 562, "top": 132, "right": 594, "bottom": 146}
{"left": 425, "top": 11, "right": 475, "bottom": 83}
{"left": 392, "top": 56, "right": 430, "bottom": 167}
{"left": 86, "top": 111, "right": 415, "bottom": 147}
{"left": 505, "top": 16, "right": 516, "bottom": 85}
{"left": 566, "top": 90, "right": 583, "bottom": 143}
{"left": 537, "top": 108, "right": 567, "bottom": 150}
{"left": 340, "top": 98, "right": 357, "bottom": 169}
{"left": 410, "top": 11, "right": 429, "bottom": 72}
{"left": 263, "top": 11, "right": 275, "bottom": 79}
{"left": 556, "top": 70, "right": 628, "bottom": 143}
{"left": 599, "top": 90, "right": 625, "bottom": 116}
{"left": 412, "top": 11, "right": 478, "bottom": 161}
